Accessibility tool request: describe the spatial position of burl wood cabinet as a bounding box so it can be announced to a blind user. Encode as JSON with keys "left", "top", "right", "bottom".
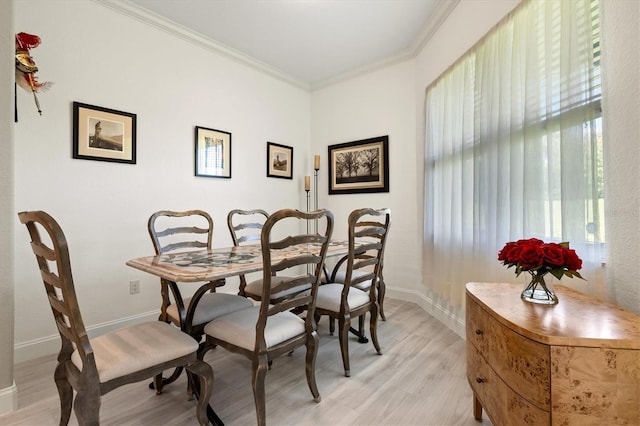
{"left": 465, "top": 282, "right": 640, "bottom": 425}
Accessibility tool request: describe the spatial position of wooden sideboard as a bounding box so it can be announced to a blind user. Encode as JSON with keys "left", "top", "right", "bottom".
{"left": 465, "top": 282, "right": 640, "bottom": 426}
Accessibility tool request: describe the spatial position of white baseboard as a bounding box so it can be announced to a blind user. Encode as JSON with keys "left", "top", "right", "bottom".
{"left": 0, "top": 383, "right": 17, "bottom": 417}
{"left": 14, "top": 310, "right": 159, "bottom": 363}
{"left": 386, "top": 286, "right": 466, "bottom": 339}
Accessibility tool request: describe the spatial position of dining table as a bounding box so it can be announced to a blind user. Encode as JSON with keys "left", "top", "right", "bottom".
{"left": 126, "top": 239, "right": 350, "bottom": 284}
{"left": 125, "top": 240, "right": 352, "bottom": 425}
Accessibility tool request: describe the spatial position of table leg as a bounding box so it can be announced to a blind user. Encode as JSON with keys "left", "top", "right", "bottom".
{"left": 348, "top": 326, "right": 369, "bottom": 343}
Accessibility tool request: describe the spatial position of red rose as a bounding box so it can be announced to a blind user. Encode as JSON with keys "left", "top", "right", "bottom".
{"left": 563, "top": 248, "right": 582, "bottom": 271}
{"left": 498, "top": 242, "right": 517, "bottom": 262}
{"left": 518, "top": 242, "right": 544, "bottom": 269}
{"left": 520, "top": 238, "right": 544, "bottom": 246}
{"left": 542, "top": 243, "right": 565, "bottom": 267}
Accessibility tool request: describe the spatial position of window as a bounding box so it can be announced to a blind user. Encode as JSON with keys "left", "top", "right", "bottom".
{"left": 423, "top": 0, "right": 602, "bottom": 307}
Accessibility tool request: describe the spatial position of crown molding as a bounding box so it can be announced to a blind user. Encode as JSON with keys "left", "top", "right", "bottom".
{"left": 93, "top": 0, "right": 459, "bottom": 92}
{"left": 92, "top": 0, "right": 310, "bottom": 91}
{"left": 310, "top": 0, "right": 459, "bottom": 91}
{"left": 410, "top": 0, "right": 461, "bottom": 56}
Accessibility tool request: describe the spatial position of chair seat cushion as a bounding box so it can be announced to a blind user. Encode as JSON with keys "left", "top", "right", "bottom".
{"left": 313, "top": 283, "right": 370, "bottom": 313}
{"left": 167, "top": 292, "right": 254, "bottom": 326}
{"left": 245, "top": 276, "right": 310, "bottom": 300}
{"left": 71, "top": 321, "right": 198, "bottom": 383}
{"left": 204, "top": 305, "right": 305, "bottom": 351}
{"left": 333, "top": 270, "right": 376, "bottom": 291}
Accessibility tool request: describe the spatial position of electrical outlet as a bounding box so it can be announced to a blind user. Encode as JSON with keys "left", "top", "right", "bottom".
{"left": 129, "top": 280, "right": 140, "bottom": 295}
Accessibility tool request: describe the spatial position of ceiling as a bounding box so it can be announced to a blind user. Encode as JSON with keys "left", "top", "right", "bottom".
{"left": 119, "top": 0, "right": 457, "bottom": 89}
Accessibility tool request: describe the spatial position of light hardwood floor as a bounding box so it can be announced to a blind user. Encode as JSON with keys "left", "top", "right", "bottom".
{"left": 1, "top": 299, "right": 492, "bottom": 425}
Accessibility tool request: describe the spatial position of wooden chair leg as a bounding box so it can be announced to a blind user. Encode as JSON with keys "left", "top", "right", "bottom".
{"left": 378, "top": 278, "right": 386, "bottom": 321}
{"left": 338, "top": 317, "right": 351, "bottom": 377}
{"left": 305, "top": 330, "right": 321, "bottom": 402}
{"left": 370, "top": 304, "right": 382, "bottom": 354}
{"left": 252, "top": 356, "right": 269, "bottom": 426}
{"left": 73, "top": 388, "right": 101, "bottom": 426}
{"left": 358, "top": 314, "right": 365, "bottom": 337}
{"left": 186, "top": 360, "right": 214, "bottom": 426}
{"left": 54, "top": 361, "right": 73, "bottom": 426}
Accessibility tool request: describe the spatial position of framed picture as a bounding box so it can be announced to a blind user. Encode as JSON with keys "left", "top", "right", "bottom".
{"left": 328, "top": 135, "right": 389, "bottom": 194}
{"left": 72, "top": 102, "right": 136, "bottom": 164}
{"left": 266, "top": 142, "right": 293, "bottom": 179}
{"left": 195, "top": 126, "right": 232, "bottom": 178}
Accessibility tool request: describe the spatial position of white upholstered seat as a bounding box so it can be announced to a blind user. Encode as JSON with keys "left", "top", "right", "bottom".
{"left": 166, "top": 293, "right": 253, "bottom": 326}
{"left": 244, "top": 276, "right": 311, "bottom": 301}
{"left": 204, "top": 306, "right": 304, "bottom": 351}
{"left": 71, "top": 321, "right": 198, "bottom": 383}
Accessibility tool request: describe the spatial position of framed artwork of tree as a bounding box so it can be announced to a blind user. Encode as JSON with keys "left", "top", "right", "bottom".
{"left": 328, "top": 135, "right": 389, "bottom": 194}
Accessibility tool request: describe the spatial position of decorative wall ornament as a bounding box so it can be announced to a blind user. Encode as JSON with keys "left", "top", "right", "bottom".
{"left": 15, "top": 32, "right": 53, "bottom": 116}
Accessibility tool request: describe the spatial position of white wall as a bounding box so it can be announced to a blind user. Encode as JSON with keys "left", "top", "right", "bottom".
{"left": 0, "top": 0, "right": 17, "bottom": 416}
{"left": 600, "top": 0, "right": 640, "bottom": 312}
{"left": 311, "top": 61, "right": 419, "bottom": 296}
{"left": 12, "top": 0, "right": 311, "bottom": 361}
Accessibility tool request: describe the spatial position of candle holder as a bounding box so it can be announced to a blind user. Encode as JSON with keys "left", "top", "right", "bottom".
{"left": 313, "top": 163, "right": 319, "bottom": 234}
{"left": 305, "top": 189, "right": 310, "bottom": 234}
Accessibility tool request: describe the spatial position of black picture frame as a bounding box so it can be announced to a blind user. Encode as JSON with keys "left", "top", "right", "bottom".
{"left": 195, "top": 126, "right": 232, "bottom": 178}
{"left": 328, "top": 135, "right": 389, "bottom": 194}
{"left": 266, "top": 142, "right": 293, "bottom": 179}
{"left": 72, "top": 102, "right": 136, "bottom": 164}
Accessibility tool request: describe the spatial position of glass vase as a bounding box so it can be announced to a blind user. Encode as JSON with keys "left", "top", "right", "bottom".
{"left": 521, "top": 272, "right": 558, "bottom": 305}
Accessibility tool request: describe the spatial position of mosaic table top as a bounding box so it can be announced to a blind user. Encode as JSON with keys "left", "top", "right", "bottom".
{"left": 126, "top": 240, "right": 349, "bottom": 283}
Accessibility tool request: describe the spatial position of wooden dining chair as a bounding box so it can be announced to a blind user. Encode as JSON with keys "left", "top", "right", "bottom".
{"left": 18, "top": 210, "right": 213, "bottom": 426}
{"left": 202, "top": 208, "right": 334, "bottom": 426}
{"left": 148, "top": 210, "right": 254, "bottom": 337}
{"left": 329, "top": 251, "right": 388, "bottom": 321}
{"left": 227, "top": 208, "right": 297, "bottom": 303}
{"left": 148, "top": 210, "right": 254, "bottom": 387}
{"left": 311, "top": 208, "right": 390, "bottom": 377}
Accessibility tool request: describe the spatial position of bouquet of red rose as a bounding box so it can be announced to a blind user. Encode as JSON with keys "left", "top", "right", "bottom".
{"left": 498, "top": 238, "right": 583, "bottom": 280}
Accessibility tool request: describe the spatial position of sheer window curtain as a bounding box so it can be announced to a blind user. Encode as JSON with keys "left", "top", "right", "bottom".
{"left": 423, "top": 0, "right": 604, "bottom": 309}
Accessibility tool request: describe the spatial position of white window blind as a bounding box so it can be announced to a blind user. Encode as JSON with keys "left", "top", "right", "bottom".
{"left": 423, "top": 0, "right": 603, "bottom": 307}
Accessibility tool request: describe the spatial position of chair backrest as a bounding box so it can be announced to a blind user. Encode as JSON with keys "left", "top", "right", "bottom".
{"left": 257, "top": 209, "right": 334, "bottom": 349}
{"left": 342, "top": 208, "right": 391, "bottom": 293}
{"left": 18, "top": 211, "right": 98, "bottom": 378}
{"left": 227, "top": 209, "right": 269, "bottom": 246}
{"left": 148, "top": 210, "right": 213, "bottom": 255}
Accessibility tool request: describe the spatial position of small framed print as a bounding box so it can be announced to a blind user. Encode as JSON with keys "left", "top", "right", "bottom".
{"left": 266, "top": 142, "right": 293, "bottom": 179}
{"left": 195, "top": 126, "right": 232, "bottom": 178}
{"left": 328, "top": 135, "right": 389, "bottom": 194}
{"left": 72, "top": 102, "right": 136, "bottom": 164}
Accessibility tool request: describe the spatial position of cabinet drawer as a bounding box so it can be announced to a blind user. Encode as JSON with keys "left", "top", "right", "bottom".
{"left": 466, "top": 296, "right": 551, "bottom": 410}
{"left": 467, "top": 344, "right": 550, "bottom": 426}
{"left": 466, "top": 296, "right": 491, "bottom": 355}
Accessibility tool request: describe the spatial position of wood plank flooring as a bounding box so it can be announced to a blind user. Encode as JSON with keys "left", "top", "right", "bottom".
{"left": 1, "top": 299, "right": 492, "bottom": 425}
